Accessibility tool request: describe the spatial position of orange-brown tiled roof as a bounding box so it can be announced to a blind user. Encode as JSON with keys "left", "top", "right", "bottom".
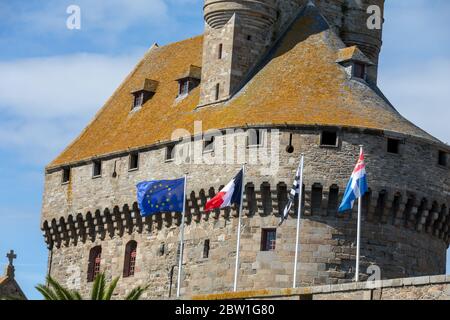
{"left": 48, "top": 6, "right": 443, "bottom": 169}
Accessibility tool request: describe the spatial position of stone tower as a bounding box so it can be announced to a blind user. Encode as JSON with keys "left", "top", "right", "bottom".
{"left": 199, "top": 0, "right": 385, "bottom": 107}
{"left": 199, "top": 0, "right": 278, "bottom": 106}
{"left": 41, "top": 0, "right": 450, "bottom": 299}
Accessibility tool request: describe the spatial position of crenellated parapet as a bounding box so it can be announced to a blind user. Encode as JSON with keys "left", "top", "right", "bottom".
{"left": 41, "top": 182, "right": 450, "bottom": 250}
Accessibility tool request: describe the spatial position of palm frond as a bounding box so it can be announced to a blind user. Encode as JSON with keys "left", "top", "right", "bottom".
{"left": 35, "top": 284, "right": 58, "bottom": 300}
{"left": 47, "top": 275, "right": 78, "bottom": 300}
{"left": 125, "top": 284, "right": 149, "bottom": 300}
{"left": 103, "top": 277, "right": 119, "bottom": 300}
{"left": 91, "top": 273, "right": 106, "bottom": 300}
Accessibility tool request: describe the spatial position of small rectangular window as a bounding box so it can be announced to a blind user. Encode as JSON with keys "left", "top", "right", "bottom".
{"left": 218, "top": 44, "right": 223, "bottom": 59}
{"left": 133, "top": 92, "right": 144, "bottom": 109}
{"left": 247, "top": 35, "right": 252, "bottom": 41}
{"left": 387, "top": 138, "right": 400, "bottom": 154}
{"left": 204, "top": 136, "right": 215, "bottom": 153}
{"left": 179, "top": 79, "right": 189, "bottom": 96}
{"left": 129, "top": 152, "right": 139, "bottom": 170}
{"left": 203, "top": 239, "right": 210, "bottom": 259}
{"left": 62, "top": 167, "right": 71, "bottom": 184}
{"left": 93, "top": 160, "right": 102, "bottom": 178}
{"left": 248, "top": 129, "right": 263, "bottom": 147}
{"left": 438, "top": 151, "right": 447, "bottom": 167}
{"left": 159, "top": 243, "right": 165, "bottom": 256}
{"left": 320, "top": 131, "right": 338, "bottom": 147}
{"left": 261, "top": 229, "right": 276, "bottom": 251}
{"left": 353, "top": 62, "right": 366, "bottom": 79}
{"left": 166, "top": 144, "right": 176, "bottom": 161}
{"left": 215, "top": 83, "right": 220, "bottom": 101}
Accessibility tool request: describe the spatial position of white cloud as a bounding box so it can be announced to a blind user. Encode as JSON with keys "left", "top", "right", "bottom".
{"left": 5, "top": 0, "right": 169, "bottom": 34}
{"left": 0, "top": 51, "right": 144, "bottom": 164}
{"left": 0, "top": 52, "right": 142, "bottom": 118}
{"left": 379, "top": 59, "right": 450, "bottom": 144}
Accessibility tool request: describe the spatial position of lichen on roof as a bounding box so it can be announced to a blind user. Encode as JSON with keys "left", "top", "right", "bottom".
{"left": 336, "top": 46, "right": 374, "bottom": 65}
{"left": 48, "top": 5, "right": 443, "bottom": 169}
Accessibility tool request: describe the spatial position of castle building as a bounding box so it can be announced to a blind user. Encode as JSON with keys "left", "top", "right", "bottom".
{"left": 41, "top": 0, "right": 450, "bottom": 299}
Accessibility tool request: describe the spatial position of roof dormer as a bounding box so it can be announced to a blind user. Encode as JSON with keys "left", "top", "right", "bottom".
{"left": 336, "top": 46, "right": 375, "bottom": 83}
{"left": 130, "top": 79, "right": 158, "bottom": 111}
{"left": 175, "top": 65, "right": 201, "bottom": 98}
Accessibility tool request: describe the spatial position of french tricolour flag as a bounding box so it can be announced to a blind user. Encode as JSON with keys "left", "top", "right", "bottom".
{"left": 205, "top": 169, "right": 243, "bottom": 211}
{"left": 338, "top": 149, "right": 369, "bottom": 212}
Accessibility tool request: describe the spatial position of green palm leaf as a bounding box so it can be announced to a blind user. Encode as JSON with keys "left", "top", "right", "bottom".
{"left": 103, "top": 277, "right": 119, "bottom": 300}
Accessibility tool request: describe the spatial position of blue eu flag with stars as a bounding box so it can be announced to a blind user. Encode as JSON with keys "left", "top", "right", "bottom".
{"left": 136, "top": 178, "right": 185, "bottom": 217}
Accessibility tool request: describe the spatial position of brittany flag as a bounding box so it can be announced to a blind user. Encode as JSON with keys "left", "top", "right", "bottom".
{"left": 338, "top": 148, "right": 368, "bottom": 212}
{"left": 205, "top": 169, "right": 243, "bottom": 211}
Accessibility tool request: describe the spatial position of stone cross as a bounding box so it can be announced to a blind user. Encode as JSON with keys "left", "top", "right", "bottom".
{"left": 6, "top": 250, "right": 16, "bottom": 266}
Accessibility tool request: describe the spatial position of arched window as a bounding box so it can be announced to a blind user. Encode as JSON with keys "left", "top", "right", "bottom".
{"left": 87, "top": 246, "right": 102, "bottom": 282}
{"left": 123, "top": 241, "right": 138, "bottom": 278}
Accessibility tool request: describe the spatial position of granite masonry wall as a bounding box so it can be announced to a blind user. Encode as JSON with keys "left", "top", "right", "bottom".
{"left": 192, "top": 275, "right": 450, "bottom": 300}
{"left": 41, "top": 129, "right": 450, "bottom": 299}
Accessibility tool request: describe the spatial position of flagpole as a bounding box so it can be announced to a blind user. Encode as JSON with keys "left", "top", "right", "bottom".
{"left": 233, "top": 164, "right": 246, "bottom": 292}
{"left": 176, "top": 174, "right": 188, "bottom": 298}
{"left": 355, "top": 145, "right": 363, "bottom": 282}
{"left": 293, "top": 154, "right": 304, "bottom": 288}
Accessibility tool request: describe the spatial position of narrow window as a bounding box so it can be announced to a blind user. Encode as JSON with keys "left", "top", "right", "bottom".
{"left": 62, "top": 167, "right": 71, "bottom": 184}
{"left": 166, "top": 144, "right": 176, "bottom": 161}
{"left": 327, "top": 185, "right": 339, "bottom": 215}
{"left": 215, "top": 83, "right": 220, "bottom": 101}
{"left": 123, "top": 241, "right": 137, "bottom": 278}
{"left": 92, "top": 160, "right": 102, "bottom": 177}
{"left": 203, "top": 239, "right": 210, "bottom": 259}
{"left": 320, "top": 131, "right": 338, "bottom": 147}
{"left": 179, "top": 79, "right": 189, "bottom": 96}
{"left": 311, "top": 183, "right": 323, "bottom": 215}
{"left": 353, "top": 62, "right": 366, "bottom": 79}
{"left": 129, "top": 152, "right": 139, "bottom": 171}
{"left": 218, "top": 44, "right": 223, "bottom": 59}
{"left": 248, "top": 129, "right": 263, "bottom": 147}
{"left": 204, "top": 136, "right": 215, "bottom": 153}
{"left": 247, "top": 35, "right": 252, "bottom": 41}
{"left": 261, "top": 229, "right": 276, "bottom": 251}
{"left": 87, "top": 246, "right": 102, "bottom": 282}
{"left": 159, "top": 243, "right": 165, "bottom": 256}
{"left": 438, "top": 150, "right": 448, "bottom": 167}
{"left": 387, "top": 138, "right": 400, "bottom": 154}
{"left": 133, "top": 92, "right": 144, "bottom": 109}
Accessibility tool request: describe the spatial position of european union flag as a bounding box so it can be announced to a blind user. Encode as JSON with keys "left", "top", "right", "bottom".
{"left": 136, "top": 178, "right": 185, "bottom": 217}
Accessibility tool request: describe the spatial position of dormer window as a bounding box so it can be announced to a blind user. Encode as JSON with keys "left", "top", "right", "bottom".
{"left": 353, "top": 62, "right": 366, "bottom": 80}
{"left": 177, "top": 77, "right": 200, "bottom": 97}
{"left": 176, "top": 65, "right": 201, "bottom": 97}
{"left": 336, "top": 46, "right": 373, "bottom": 83}
{"left": 130, "top": 79, "right": 158, "bottom": 110}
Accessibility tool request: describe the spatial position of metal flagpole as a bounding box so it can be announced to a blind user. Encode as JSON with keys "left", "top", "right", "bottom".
{"left": 293, "top": 154, "right": 304, "bottom": 288}
{"left": 176, "top": 174, "right": 188, "bottom": 298}
{"left": 355, "top": 145, "right": 363, "bottom": 282}
{"left": 233, "top": 164, "right": 246, "bottom": 292}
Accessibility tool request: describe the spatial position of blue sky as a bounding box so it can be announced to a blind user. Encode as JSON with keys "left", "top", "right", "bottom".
{"left": 0, "top": 0, "right": 449, "bottom": 300}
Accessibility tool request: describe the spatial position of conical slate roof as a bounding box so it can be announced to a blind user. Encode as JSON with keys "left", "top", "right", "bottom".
{"left": 48, "top": 3, "right": 444, "bottom": 169}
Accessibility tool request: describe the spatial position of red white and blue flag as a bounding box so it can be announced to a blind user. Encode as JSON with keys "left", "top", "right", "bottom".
{"left": 205, "top": 169, "right": 243, "bottom": 211}
{"left": 338, "top": 149, "right": 368, "bottom": 212}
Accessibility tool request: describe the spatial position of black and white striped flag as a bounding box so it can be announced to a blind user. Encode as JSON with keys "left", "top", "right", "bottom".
{"left": 279, "top": 160, "right": 303, "bottom": 225}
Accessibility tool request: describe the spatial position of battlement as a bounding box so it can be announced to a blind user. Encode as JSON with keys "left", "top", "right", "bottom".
{"left": 42, "top": 182, "right": 450, "bottom": 249}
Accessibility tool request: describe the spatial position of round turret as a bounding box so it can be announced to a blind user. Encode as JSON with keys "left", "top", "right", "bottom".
{"left": 341, "top": 0, "right": 385, "bottom": 64}
{"left": 204, "top": 0, "right": 278, "bottom": 29}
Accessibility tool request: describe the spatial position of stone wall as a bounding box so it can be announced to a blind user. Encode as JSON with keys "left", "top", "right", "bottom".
{"left": 191, "top": 275, "right": 450, "bottom": 300}
{"left": 41, "top": 129, "right": 450, "bottom": 299}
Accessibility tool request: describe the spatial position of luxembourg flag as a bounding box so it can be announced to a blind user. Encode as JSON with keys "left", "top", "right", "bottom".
{"left": 338, "top": 148, "right": 368, "bottom": 212}
{"left": 205, "top": 169, "right": 243, "bottom": 211}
